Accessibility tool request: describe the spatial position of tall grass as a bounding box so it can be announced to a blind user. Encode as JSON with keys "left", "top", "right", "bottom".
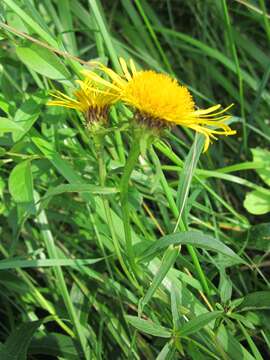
{"left": 0, "top": 0, "right": 269, "bottom": 359}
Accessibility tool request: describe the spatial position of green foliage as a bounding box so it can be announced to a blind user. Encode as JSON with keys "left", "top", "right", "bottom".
{"left": 16, "top": 43, "right": 71, "bottom": 80}
{"left": 9, "top": 160, "right": 34, "bottom": 203}
{"left": 244, "top": 148, "right": 270, "bottom": 214}
{"left": 0, "top": 0, "right": 269, "bottom": 359}
{"left": 0, "top": 319, "right": 45, "bottom": 360}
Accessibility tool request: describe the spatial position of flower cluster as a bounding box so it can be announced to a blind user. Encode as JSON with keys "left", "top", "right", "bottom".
{"left": 48, "top": 58, "right": 236, "bottom": 151}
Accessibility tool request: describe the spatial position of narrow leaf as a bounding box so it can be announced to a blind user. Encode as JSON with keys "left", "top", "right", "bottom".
{"left": 140, "top": 246, "right": 179, "bottom": 310}
{"left": 179, "top": 311, "right": 222, "bottom": 337}
{"left": 140, "top": 231, "right": 244, "bottom": 264}
{"left": 0, "top": 257, "right": 104, "bottom": 270}
{"left": 126, "top": 316, "right": 171, "bottom": 338}
{"left": 237, "top": 291, "right": 270, "bottom": 312}
{"left": 44, "top": 183, "right": 118, "bottom": 198}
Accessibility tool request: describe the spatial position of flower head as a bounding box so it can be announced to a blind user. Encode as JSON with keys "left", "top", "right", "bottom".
{"left": 83, "top": 58, "right": 236, "bottom": 151}
{"left": 47, "top": 77, "right": 117, "bottom": 125}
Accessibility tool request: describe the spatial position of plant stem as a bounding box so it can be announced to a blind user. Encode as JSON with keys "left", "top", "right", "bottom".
{"left": 187, "top": 245, "right": 210, "bottom": 296}
{"left": 120, "top": 130, "right": 141, "bottom": 273}
{"left": 94, "top": 135, "right": 141, "bottom": 291}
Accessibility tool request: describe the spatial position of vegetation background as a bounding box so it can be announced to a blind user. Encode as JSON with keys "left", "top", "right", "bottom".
{"left": 0, "top": 0, "right": 270, "bottom": 359}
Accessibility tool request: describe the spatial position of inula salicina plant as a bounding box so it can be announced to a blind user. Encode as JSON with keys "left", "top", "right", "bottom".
{"left": 0, "top": 1, "right": 270, "bottom": 359}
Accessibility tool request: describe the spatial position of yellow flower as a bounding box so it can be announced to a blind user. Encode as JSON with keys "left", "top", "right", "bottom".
{"left": 83, "top": 58, "right": 236, "bottom": 151}
{"left": 47, "top": 77, "right": 117, "bottom": 124}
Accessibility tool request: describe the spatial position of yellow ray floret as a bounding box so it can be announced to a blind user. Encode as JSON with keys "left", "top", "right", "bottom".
{"left": 83, "top": 58, "right": 236, "bottom": 151}
{"left": 47, "top": 77, "right": 117, "bottom": 114}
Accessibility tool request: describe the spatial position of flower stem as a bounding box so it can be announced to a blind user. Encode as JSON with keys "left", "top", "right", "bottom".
{"left": 120, "top": 129, "right": 142, "bottom": 273}
{"left": 94, "top": 135, "right": 140, "bottom": 290}
{"left": 187, "top": 245, "right": 210, "bottom": 297}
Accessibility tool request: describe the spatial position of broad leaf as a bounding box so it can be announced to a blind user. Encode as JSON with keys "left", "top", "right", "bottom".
{"left": 0, "top": 117, "right": 23, "bottom": 133}
{"left": 251, "top": 148, "right": 270, "bottom": 187}
{"left": 29, "top": 333, "right": 81, "bottom": 359}
{"left": 1, "top": 319, "right": 44, "bottom": 360}
{"left": 12, "top": 97, "right": 42, "bottom": 141}
{"left": 244, "top": 190, "right": 270, "bottom": 215}
{"left": 248, "top": 223, "right": 270, "bottom": 251}
{"left": 16, "top": 43, "right": 70, "bottom": 80}
{"left": 9, "top": 160, "right": 34, "bottom": 203}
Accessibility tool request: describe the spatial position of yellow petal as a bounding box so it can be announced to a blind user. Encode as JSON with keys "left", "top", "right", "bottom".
{"left": 192, "top": 104, "right": 221, "bottom": 116}
{"left": 119, "top": 57, "right": 132, "bottom": 80}
{"left": 129, "top": 58, "right": 137, "bottom": 76}
{"left": 82, "top": 70, "right": 120, "bottom": 91}
{"left": 197, "top": 103, "right": 234, "bottom": 118}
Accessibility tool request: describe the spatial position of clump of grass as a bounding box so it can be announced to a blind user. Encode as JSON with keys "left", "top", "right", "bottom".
{"left": 0, "top": 0, "right": 269, "bottom": 359}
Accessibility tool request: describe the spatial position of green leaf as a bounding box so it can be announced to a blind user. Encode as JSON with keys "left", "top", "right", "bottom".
{"left": 3, "top": 0, "right": 58, "bottom": 47}
{"left": 244, "top": 190, "right": 270, "bottom": 215}
{"left": 16, "top": 43, "right": 70, "bottom": 80}
{"left": 0, "top": 95, "right": 10, "bottom": 115}
{"left": 219, "top": 270, "right": 232, "bottom": 304}
{"left": 171, "top": 280, "right": 182, "bottom": 330}
{"left": 251, "top": 148, "right": 270, "bottom": 187}
{"left": 0, "top": 147, "right": 6, "bottom": 156}
{"left": 1, "top": 319, "right": 44, "bottom": 360}
{"left": 157, "top": 27, "right": 264, "bottom": 97}
{"left": 179, "top": 311, "right": 222, "bottom": 337}
{"left": 156, "top": 340, "right": 176, "bottom": 360}
{"left": 0, "top": 117, "right": 23, "bottom": 133}
{"left": 125, "top": 316, "right": 171, "bottom": 338}
{"left": 140, "top": 246, "right": 179, "bottom": 310}
{"left": 217, "top": 325, "right": 256, "bottom": 360}
{"left": 0, "top": 271, "right": 31, "bottom": 294}
{"left": 44, "top": 183, "right": 119, "bottom": 198}
{"left": 238, "top": 321, "right": 264, "bottom": 360}
{"left": 0, "top": 343, "right": 13, "bottom": 360}
{"left": 248, "top": 223, "right": 270, "bottom": 251}
{"left": 0, "top": 257, "right": 104, "bottom": 270}
{"left": 6, "top": 7, "right": 29, "bottom": 33}
{"left": 187, "top": 341, "right": 211, "bottom": 360}
{"left": 12, "top": 97, "right": 42, "bottom": 142}
{"left": 40, "top": 183, "right": 118, "bottom": 214}
{"left": 176, "top": 134, "right": 204, "bottom": 210}
{"left": 236, "top": 291, "right": 270, "bottom": 312}
{"left": 8, "top": 160, "right": 34, "bottom": 203}
{"left": 29, "top": 333, "right": 81, "bottom": 359}
{"left": 31, "top": 136, "right": 85, "bottom": 183}
{"left": 139, "top": 231, "right": 244, "bottom": 264}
